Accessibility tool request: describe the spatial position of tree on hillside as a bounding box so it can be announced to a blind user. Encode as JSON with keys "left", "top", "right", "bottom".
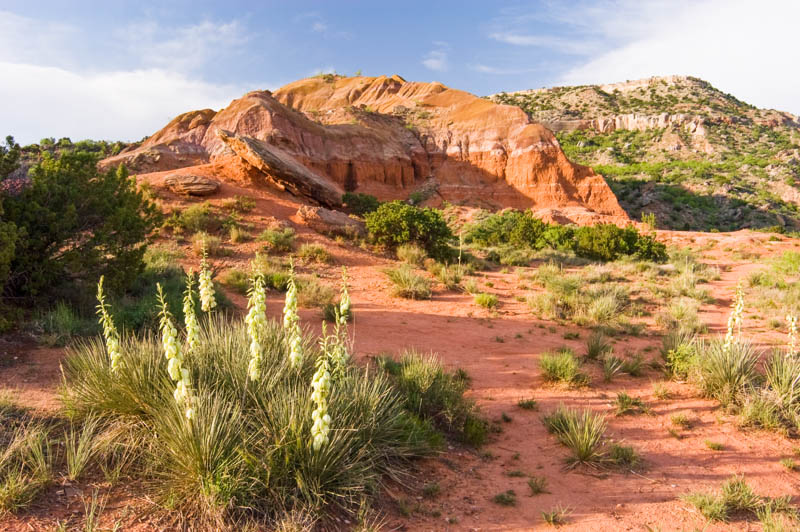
{"left": 1, "top": 135, "right": 161, "bottom": 300}
{"left": 0, "top": 136, "right": 21, "bottom": 292}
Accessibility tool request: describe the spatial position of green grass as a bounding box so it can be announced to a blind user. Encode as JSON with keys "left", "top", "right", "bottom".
{"left": 705, "top": 440, "right": 724, "bottom": 451}
{"left": 492, "top": 490, "right": 517, "bottom": 506}
{"left": 384, "top": 266, "right": 432, "bottom": 300}
{"left": 681, "top": 475, "right": 796, "bottom": 523}
{"left": 258, "top": 227, "right": 296, "bottom": 252}
{"left": 517, "top": 398, "right": 539, "bottom": 411}
{"left": 298, "top": 243, "right": 332, "bottom": 264}
{"left": 541, "top": 505, "right": 571, "bottom": 526}
{"left": 614, "top": 392, "right": 649, "bottom": 416}
{"left": 542, "top": 405, "right": 607, "bottom": 468}
{"left": 670, "top": 412, "right": 693, "bottom": 430}
{"left": 474, "top": 292, "right": 498, "bottom": 309}
{"left": 609, "top": 443, "right": 641, "bottom": 468}
{"left": 396, "top": 243, "right": 427, "bottom": 266}
{"left": 585, "top": 331, "right": 612, "bottom": 360}
{"left": 539, "top": 350, "right": 588, "bottom": 386}
{"left": 697, "top": 339, "right": 758, "bottom": 406}
{"left": 602, "top": 355, "right": 624, "bottom": 382}
{"left": 527, "top": 476, "right": 548, "bottom": 495}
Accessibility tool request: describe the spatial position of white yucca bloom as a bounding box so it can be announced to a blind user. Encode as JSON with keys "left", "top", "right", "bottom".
{"left": 787, "top": 313, "right": 798, "bottom": 357}
{"left": 338, "top": 267, "right": 351, "bottom": 327}
{"left": 245, "top": 275, "right": 268, "bottom": 380}
{"left": 198, "top": 245, "right": 216, "bottom": 313}
{"left": 96, "top": 276, "right": 122, "bottom": 373}
{"left": 310, "top": 355, "right": 331, "bottom": 451}
{"left": 724, "top": 280, "right": 745, "bottom": 352}
{"left": 283, "top": 264, "right": 303, "bottom": 368}
{"left": 157, "top": 283, "right": 194, "bottom": 420}
{"left": 183, "top": 271, "right": 200, "bottom": 355}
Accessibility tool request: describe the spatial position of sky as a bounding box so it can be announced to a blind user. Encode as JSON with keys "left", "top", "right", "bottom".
{"left": 1, "top": 0, "right": 798, "bottom": 145}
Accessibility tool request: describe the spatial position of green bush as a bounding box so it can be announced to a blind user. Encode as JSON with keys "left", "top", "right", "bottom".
{"left": 474, "top": 293, "right": 498, "bottom": 309}
{"left": 697, "top": 339, "right": 758, "bottom": 406}
{"left": 258, "top": 227, "right": 296, "bottom": 252}
{"left": 342, "top": 192, "right": 380, "bottom": 217}
{"left": 298, "top": 243, "right": 332, "bottom": 264}
{"left": 542, "top": 405, "right": 607, "bottom": 467}
{"left": 164, "top": 202, "right": 219, "bottom": 234}
{"left": 539, "top": 350, "right": 588, "bottom": 386}
{"left": 378, "top": 351, "right": 485, "bottom": 445}
{"left": 1, "top": 141, "right": 161, "bottom": 298}
{"left": 296, "top": 277, "right": 335, "bottom": 308}
{"left": 61, "top": 316, "right": 436, "bottom": 525}
{"left": 365, "top": 201, "right": 453, "bottom": 260}
{"left": 397, "top": 243, "right": 427, "bottom": 266}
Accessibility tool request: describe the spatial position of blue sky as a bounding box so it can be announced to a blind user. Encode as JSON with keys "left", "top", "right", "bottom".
{"left": 1, "top": 1, "right": 798, "bottom": 144}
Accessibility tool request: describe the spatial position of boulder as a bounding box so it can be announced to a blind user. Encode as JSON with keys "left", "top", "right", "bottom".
{"left": 296, "top": 205, "right": 366, "bottom": 238}
{"left": 164, "top": 174, "right": 220, "bottom": 196}
{"left": 217, "top": 130, "right": 343, "bottom": 208}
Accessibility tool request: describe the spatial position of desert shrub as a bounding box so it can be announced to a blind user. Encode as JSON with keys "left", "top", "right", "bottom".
{"left": 223, "top": 269, "right": 250, "bottom": 295}
{"left": 542, "top": 405, "right": 606, "bottom": 467}
{"left": 192, "top": 232, "right": 223, "bottom": 257}
{"left": 662, "top": 332, "right": 698, "bottom": 379}
{"left": 384, "top": 265, "right": 431, "bottom": 299}
{"left": 258, "top": 227, "right": 296, "bottom": 252}
{"left": 539, "top": 350, "right": 588, "bottom": 386}
{"left": 298, "top": 243, "right": 332, "bottom": 264}
{"left": 1, "top": 143, "right": 161, "bottom": 299}
{"left": 474, "top": 293, "right": 498, "bottom": 309}
{"left": 61, "top": 314, "right": 438, "bottom": 525}
{"left": 342, "top": 192, "right": 380, "bottom": 217}
{"left": 696, "top": 339, "right": 758, "bottom": 406}
{"left": 365, "top": 201, "right": 453, "bottom": 260}
{"left": 35, "top": 301, "right": 98, "bottom": 346}
{"left": 585, "top": 331, "right": 612, "bottom": 360}
{"left": 228, "top": 225, "right": 250, "bottom": 243}
{"left": 164, "top": 202, "right": 219, "bottom": 235}
{"left": 296, "top": 277, "right": 335, "bottom": 308}
{"left": 222, "top": 195, "right": 256, "bottom": 214}
{"left": 602, "top": 355, "right": 624, "bottom": 382}
{"left": 396, "top": 243, "right": 426, "bottom": 266}
{"left": 251, "top": 253, "right": 291, "bottom": 291}
{"left": 378, "top": 351, "right": 486, "bottom": 445}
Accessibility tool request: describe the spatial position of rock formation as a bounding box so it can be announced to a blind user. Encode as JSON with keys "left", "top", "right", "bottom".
{"left": 164, "top": 174, "right": 220, "bottom": 196}
{"left": 102, "top": 75, "right": 628, "bottom": 224}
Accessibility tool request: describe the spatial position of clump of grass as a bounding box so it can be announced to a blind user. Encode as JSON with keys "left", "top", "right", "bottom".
{"left": 164, "top": 202, "right": 220, "bottom": 234}
{"left": 427, "top": 261, "right": 464, "bottom": 290}
{"left": 474, "top": 293, "right": 498, "bottom": 309}
{"left": 222, "top": 195, "right": 256, "bottom": 214}
{"left": 653, "top": 382, "right": 672, "bottom": 400}
{"left": 492, "top": 490, "right": 516, "bottom": 506}
{"left": 191, "top": 232, "right": 223, "bottom": 257}
{"left": 228, "top": 225, "right": 250, "bottom": 243}
{"left": 780, "top": 458, "right": 797, "bottom": 471}
{"left": 505, "top": 469, "right": 525, "bottom": 477}
{"left": 378, "top": 351, "right": 486, "bottom": 445}
{"left": 681, "top": 475, "right": 796, "bottom": 522}
{"left": 422, "top": 482, "right": 441, "bottom": 498}
{"left": 609, "top": 443, "right": 641, "bottom": 468}
{"left": 397, "top": 243, "right": 426, "bottom": 266}
{"left": 602, "top": 355, "right": 624, "bottom": 382}
{"left": 614, "top": 392, "right": 649, "bottom": 416}
{"left": 541, "top": 505, "right": 571, "bottom": 526}
{"left": 542, "top": 405, "right": 606, "bottom": 468}
{"left": 222, "top": 269, "right": 250, "bottom": 295}
{"left": 539, "top": 350, "right": 588, "bottom": 386}
{"left": 517, "top": 398, "right": 538, "bottom": 411}
{"left": 621, "top": 354, "right": 644, "bottom": 377}
{"left": 705, "top": 440, "right": 724, "bottom": 451}
{"left": 527, "top": 476, "right": 548, "bottom": 495}
{"left": 298, "top": 243, "right": 332, "bottom": 264}
{"left": 671, "top": 411, "right": 693, "bottom": 430}
{"left": 296, "top": 277, "right": 335, "bottom": 308}
{"left": 384, "top": 266, "right": 432, "bottom": 300}
{"left": 258, "top": 227, "right": 296, "bottom": 252}
{"left": 585, "top": 330, "right": 611, "bottom": 360}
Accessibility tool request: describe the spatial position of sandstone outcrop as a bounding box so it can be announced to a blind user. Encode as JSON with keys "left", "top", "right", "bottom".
{"left": 296, "top": 205, "right": 366, "bottom": 238}
{"left": 102, "top": 75, "right": 628, "bottom": 224}
{"left": 164, "top": 174, "right": 220, "bottom": 196}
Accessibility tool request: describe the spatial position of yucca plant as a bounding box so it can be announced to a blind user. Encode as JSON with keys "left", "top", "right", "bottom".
{"left": 764, "top": 352, "right": 800, "bottom": 409}
{"left": 539, "top": 350, "right": 588, "bottom": 386}
{"left": 384, "top": 266, "right": 431, "bottom": 300}
{"left": 697, "top": 338, "right": 758, "bottom": 406}
{"left": 542, "top": 405, "right": 607, "bottom": 468}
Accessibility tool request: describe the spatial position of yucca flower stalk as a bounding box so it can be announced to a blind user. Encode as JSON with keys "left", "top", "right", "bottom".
{"left": 724, "top": 280, "right": 745, "bottom": 352}
{"left": 283, "top": 261, "right": 303, "bottom": 368}
{"left": 245, "top": 275, "right": 268, "bottom": 381}
{"left": 157, "top": 283, "right": 194, "bottom": 420}
{"left": 198, "top": 243, "right": 216, "bottom": 313}
{"left": 95, "top": 276, "right": 122, "bottom": 373}
{"left": 310, "top": 333, "right": 332, "bottom": 451}
{"left": 338, "top": 266, "right": 351, "bottom": 327}
{"left": 183, "top": 270, "right": 200, "bottom": 356}
{"left": 787, "top": 313, "right": 798, "bottom": 358}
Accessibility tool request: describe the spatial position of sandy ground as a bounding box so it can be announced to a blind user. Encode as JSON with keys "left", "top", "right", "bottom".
{"left": 2, "top": 182, "right": 799, "bottom": 531}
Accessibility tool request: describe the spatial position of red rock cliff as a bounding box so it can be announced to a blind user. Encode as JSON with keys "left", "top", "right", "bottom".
{"left": 102, "top": 75, "right": 627, "bottom": 222}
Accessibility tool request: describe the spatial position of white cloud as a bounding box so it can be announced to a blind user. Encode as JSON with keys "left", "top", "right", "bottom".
{"left": 119, "top": 19, "right": 250, "bottom": 74}
{"left": 470, "top": 63, "right": 541, "bottom": 75}
{"left": 422, "top": 42, "right": 449, "bottom": 72}
{"left": 0, "top": 62, "right": 251, "bottom": 144}
{"left": 488, "top": 32, "right": 597, "bottom": 55}
{"left": 554, "top": 0, "right": 800, "bottom": 114}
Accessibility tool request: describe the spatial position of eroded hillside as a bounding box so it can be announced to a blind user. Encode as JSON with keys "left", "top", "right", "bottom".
{"left": 493, "top": 76, "right": 800, "bottom": 231}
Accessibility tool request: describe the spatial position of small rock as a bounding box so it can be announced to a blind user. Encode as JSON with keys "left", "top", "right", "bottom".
{"left": 296, "top": 205, "right": 366, "bottom": 238}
